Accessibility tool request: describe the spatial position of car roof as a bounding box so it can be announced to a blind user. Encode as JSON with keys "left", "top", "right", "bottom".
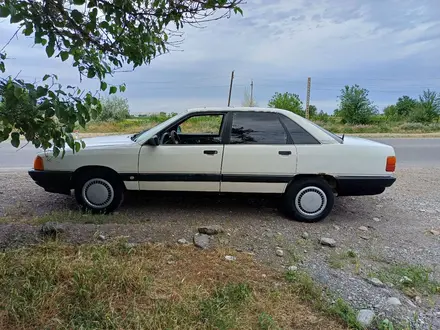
{"left": 186, "top": 106, "right": 302, "bottom": 118}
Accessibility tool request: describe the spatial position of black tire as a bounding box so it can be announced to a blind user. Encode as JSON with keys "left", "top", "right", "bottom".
{"left": 74, "top": 170, "right": 124, "bottom": 214}
{"left": 282, "top": 177, "right": 334, "bottom": 223}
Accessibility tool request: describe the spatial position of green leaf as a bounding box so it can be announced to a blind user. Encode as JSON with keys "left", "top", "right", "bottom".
{"left": 81, "top": 140, "right": 86, "bottom": 149}
{"left": 119, "top": 84, "right": 126, "bottom": 92}
{"left": 71, "top": 9, "right": 83, "bottom": 23}
{"left": 60, "top": 51, "right": 69, "bottom": 61}
{"left": 233, "top": 7, "right": 243, "bottom": 15}
{"left": 109, "top": 86, "right": 117, "bottom": 94}
{"left": 74, "top": 141, "right": 81, "bottom": 153}
{"left": 41, "top": 38, "right": 47, "bottom": 46}
{"left": 0, "top": 6, "right": 10, "bottom": 17}
{"left": 100, "top": 81, "right": 107, "bottom": 91}
{"left": 46, "top": 44, "right": 55, "bottom": 58}
{"left": 13, "top": 87, "right": 22, "bottom": 99}
{"left": 53, "top": 146, "right": 60, "bottom": 158}
{"left": 42, "top": 74, "right": 51, "bottom": 81}
{"left": 87, "top": 67, "right": 96, "bottom": 78}
{"left": 11, "top": 132, "right": 20, "bottom": 148}
{"left": 0, "top": 61, "right": 4, "bottom": 73}
{"left": 77, "top": 113, "right": 86, "bottom": 128}
{"left": 36, "top": 86, "right": 48, "bottom": 98}
{"left": 73, "top": 0, "right": 85, "bottom": 4}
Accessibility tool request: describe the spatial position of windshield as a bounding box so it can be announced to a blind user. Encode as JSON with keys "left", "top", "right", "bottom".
{"left": 133, "top": 111, "right": 186, "bottom": 142}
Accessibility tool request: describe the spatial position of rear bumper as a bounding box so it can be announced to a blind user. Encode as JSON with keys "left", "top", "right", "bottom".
{"left": 28, "top": 170, "right": 72, "bottom": 195}
{"left": 336, "top": 175, "right": 396, "bottom": 196}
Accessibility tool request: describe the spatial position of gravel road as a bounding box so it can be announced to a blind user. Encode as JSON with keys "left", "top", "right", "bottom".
{"left": 1, "top": 166, "right": 440, "bottom": 329}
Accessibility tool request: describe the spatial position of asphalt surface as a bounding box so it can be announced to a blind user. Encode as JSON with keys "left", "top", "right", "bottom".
{"left": 0, "top": 138, "right": 439, "bottom": 171}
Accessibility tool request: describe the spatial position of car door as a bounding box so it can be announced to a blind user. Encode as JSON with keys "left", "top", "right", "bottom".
{"left": 220, "top": 111, "right": 299, "bottom": 194}
{"left": 137, "top": 112, "right": 226, "bottom": 192}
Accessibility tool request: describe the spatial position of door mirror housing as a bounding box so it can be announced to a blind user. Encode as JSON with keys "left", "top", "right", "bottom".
{"left": 146, "top": 135, "right": 159, "bottom": 146}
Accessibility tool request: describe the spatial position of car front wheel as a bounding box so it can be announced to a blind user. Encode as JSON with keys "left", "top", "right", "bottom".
{"left": 282, "top": 177, "right": 334, "bottom": 222}
{"left": 74, "top": 170, "right": 124, "bottom": 214}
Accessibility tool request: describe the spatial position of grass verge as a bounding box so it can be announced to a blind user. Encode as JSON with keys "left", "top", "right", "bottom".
{"left": 372, "top": 263, "right": 440, "bottom": 298}
{"left": 0, "top": 241, "right": 349, "bottom": 330}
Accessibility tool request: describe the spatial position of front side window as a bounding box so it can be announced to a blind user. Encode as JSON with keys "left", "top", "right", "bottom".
{"left": 230, "top": 112, "right": 287, "bottom": 144}
{"left": 178, "top": 114, "right": 223, "bottom": 135}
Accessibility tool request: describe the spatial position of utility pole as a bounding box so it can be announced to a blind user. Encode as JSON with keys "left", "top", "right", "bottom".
{"left": 250, "top": 79, "right": 254, "bottom": 106}
{"left": 305, "top": 77, "right": 311, "bottom": 119}
{"left": 227, "top": 70, "right": 235, "bottom": 107}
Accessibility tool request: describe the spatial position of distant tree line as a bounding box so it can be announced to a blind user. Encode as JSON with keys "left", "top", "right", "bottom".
{"left": 262, "top": 85, "right": 440, "bottom": 125}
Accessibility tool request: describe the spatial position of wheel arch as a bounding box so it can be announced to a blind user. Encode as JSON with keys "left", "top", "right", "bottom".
{"left": 285, "top": 174, "right": 338, "bottom": 194}
{"left": 71, "top": 165, "right": 126, "bottom": 190}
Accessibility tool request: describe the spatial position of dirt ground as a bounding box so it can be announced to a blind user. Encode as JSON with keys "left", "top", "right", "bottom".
{"left": 1, "top": 166, "right": 440, "bottom": 329}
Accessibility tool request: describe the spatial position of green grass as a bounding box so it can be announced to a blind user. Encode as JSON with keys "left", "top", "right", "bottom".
{"left": 327, "top": 250, "right": 360, "bottom": 272}
{"left": 0, "top": 241, "right": 349, "bottom": 330}
{"left": 76, "top": 113, "right": 440, "bottom": 135}
{"left": 373, "top": 263, "right": 440, "bottom": 297}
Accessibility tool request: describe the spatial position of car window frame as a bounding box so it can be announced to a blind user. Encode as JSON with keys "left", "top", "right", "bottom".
{"left": 224, "top": 111, "right": 293, "bottom": 145}
{"left": 156, "top": 111, "right": 228, "bottom": 146}
{"left": 278, "top": 114, "right": 321, "bottom": 145}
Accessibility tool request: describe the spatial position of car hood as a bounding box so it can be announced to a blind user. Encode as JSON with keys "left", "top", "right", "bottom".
{"left": 79, "top": 134, "right": 136, "bottom": 147}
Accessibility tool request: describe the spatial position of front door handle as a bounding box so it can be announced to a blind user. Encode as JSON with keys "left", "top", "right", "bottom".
{"left": 204, "top": 150, "right": 218, "bottom": 155}
{"left": 278, "top": 151, "right": 292, "bottom": 155}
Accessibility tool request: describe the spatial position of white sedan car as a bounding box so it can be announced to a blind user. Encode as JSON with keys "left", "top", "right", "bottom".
{"left": 29, "top": 107, "right": 396, "bottom": 222}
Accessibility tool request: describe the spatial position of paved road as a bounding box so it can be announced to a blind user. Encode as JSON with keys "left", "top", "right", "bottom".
{"left": 0, "top": 138, "right": 439, "bottom": 171}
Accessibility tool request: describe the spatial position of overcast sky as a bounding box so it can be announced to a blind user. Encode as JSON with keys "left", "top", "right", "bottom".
{"left": 1, "top": 0, "right": 440, "bottom": 114}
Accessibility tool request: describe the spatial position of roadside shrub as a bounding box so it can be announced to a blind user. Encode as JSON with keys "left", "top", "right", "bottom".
{"left": 399, "top": 122, "right": 427, "bottom": 131}
{"left": 96, "top": 96, "right": 130, "bottom": 122}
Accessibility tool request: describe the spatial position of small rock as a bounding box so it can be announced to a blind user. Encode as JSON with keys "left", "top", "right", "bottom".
{"left": 262, "top": 274, "right": 267, "bottom": 278}
{"left": 333, "top": 225, "right": 340, "bottom": 230}
{"left": 193, "top": 233, "right": 210, "bottom": 249}
{"left": 358, "top": 226, "right": 369, "bottom": 231}
{"left": 415, "top": 296, "right": 422, "bottom": 304}
{"left": 276, "top": 249, "right": 284, "bottom": 257}
{"left": 225, "top": 255, "right": 236, "bottom": 261}
{"left": 373, "top": 217, "right": 381, "bottom": 222}
{"left": 98, "top": 234, "right": 106, "bottom": 241}
{"left": 386, "top": 297, "right": 402, "bottom": 306}
{"left": 359, "top": 235, "right": 370, "bottom": 240}
{"left": 357, "top": 309, "right": 375, "bottom": 327}
{"left": 301, "top": 232, "right": 309, "bottom": 239}
{"left": 177, "top": 238, "right": 188, "bottom": 245}
{"left": 368, "top": 277, "right": 385, "bottom": 287}
{"left": 399, "top": 276, "right": 413, "bottom": 284}
{"left": 429, "top": 229, "right": 440, "bottom": 236}
{"left": 125, "top": 243, "right": 137, "bottom": 249}
{"left": 320, "top": 237, "right": 336, "bottom": 247}
{"left": 40, "top": 222, "right": 65, "bottom": 236}
{"left": 287, "top": 265, "right": 298, "bottom": 271}
{"left": 198, "top": 225, "right": 224, "bottom": 235}
{"left": 235, "top": 247, "right": 243, "bottom": 252}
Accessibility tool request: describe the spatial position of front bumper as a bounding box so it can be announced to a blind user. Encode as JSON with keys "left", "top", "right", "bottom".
{"left": 28, "top": 170, "right": 73, "bottom": 195}
{"left": 336, "top": 175, "right": 396, "bottom": 196}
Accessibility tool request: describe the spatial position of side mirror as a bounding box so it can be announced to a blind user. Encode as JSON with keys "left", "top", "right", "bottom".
{"left": 146, "top": 135, "right": 159, "bottom": 146}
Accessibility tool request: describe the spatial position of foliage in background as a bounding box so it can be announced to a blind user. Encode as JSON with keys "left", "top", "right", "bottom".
{"left": 0, "top": 0, "right": 243, "bottom": 153}
{"left": 336, "top": 84, "right": 378, "bottom": 124}
{"left": 96, "top": 96, "right": 130, "bottom": 122}
{"left": 268, "top": 92, "right": 304, "bottom": 116}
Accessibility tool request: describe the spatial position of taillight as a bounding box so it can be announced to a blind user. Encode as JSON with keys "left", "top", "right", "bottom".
{"left": 33, "top": 156, "right": 44, "bottom": 171}
{"left": 386, "top": 156, "right": 396, "bottom": 172}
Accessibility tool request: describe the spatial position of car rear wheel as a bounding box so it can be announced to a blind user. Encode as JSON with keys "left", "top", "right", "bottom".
{"left": 282, "top": 177, "right": 334, "bottom": 222}
{"left": 74, "top": 170, "right": 124, "bottom": 214}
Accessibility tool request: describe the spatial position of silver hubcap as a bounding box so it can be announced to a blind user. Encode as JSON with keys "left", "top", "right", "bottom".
{"left": 82, "top": 178, "right": 114, "bottom": 209}
{"left": 295, "top": 186, "right": 327, "bottom": 217}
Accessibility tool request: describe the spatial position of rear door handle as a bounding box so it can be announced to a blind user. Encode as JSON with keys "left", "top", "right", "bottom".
{"left": 278, "top": 151, "right": 292, "bottom": 155}
{"left": 204, "top": 150, "right": 218, "bottom": 155}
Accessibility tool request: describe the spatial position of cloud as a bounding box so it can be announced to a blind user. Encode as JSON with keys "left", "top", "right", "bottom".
{"left": 1, "top": 0, "right": 439, "bottom": 114}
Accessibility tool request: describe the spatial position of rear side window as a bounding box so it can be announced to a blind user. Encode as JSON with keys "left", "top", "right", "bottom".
{"left": 230, "top": 112, "right": 287, "bottom": 144}
{"left": 279, "top": 115, "right": 320, "bottom": 144}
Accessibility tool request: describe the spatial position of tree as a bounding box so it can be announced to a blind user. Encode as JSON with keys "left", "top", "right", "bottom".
{"left": 242, "top": 87, "right": 257, "bottom": 107}
{"left": 336, "top": 85, "right": 378, "bottom": 124}
{"left": 395, "top": 95, "right": 417, "bottom": 118}
{"left": 410, "top": 89, "right": 440, "bottom": 123}
{"left": 308, "top": 104, "right": 317, "bottom": 118}
{"left": 97, "top": 96, "right": 130, "bottom": 122}
{"left": 383, "top": 104, "right": 398, "bottom": 121}
{"left": 268, "top": 92, "right": 304, "bottom": 116}
{"left": 0, "top": 0, "right": 243, "bottom": 154}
